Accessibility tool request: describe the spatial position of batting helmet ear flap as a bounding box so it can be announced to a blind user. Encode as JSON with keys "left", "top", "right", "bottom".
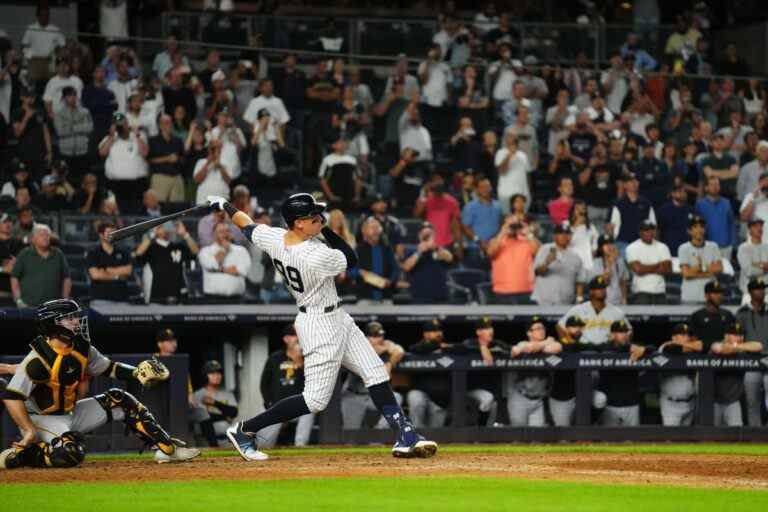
{"left": 281, "top": 193, "right": 327, "bottom": 227}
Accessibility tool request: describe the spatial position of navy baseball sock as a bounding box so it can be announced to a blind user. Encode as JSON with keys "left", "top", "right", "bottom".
{"left": 368, "top": 382, "right": 418, "bottom": 445}
{"left": 241, "top": 395, "right": 311, "bottom": 436}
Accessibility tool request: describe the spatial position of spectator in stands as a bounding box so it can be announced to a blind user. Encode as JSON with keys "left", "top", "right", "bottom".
{"left": 99, "top": 112, "right": 149, "bottom": 212}
{"left": 736, "top": 277, "right": 768, "bottom": 426}
{"left": 625, "top": 220, "right": 672, "bottom": 304}
{"left": 273, "top": 53, "right": 306, "bottom": 126}
{"left": 679, "top": 215, "right": 724, "bottom": 304}
{"left": 133, "top": 221, "right": 199, "bottom": 304}
{"left": 449, "top": 117, "right": 483, "bottom": 174}
{"left": 619, "top": 32, "right": 657, "bottom": 71}
{"left": 21, "top": 5, "right": 65, "bottom": 84}
{"left": 401, "top": 222, "right": 453, "bottom": 303}
{"left": 139, "top": 189, "right": 161, "bottom": 218}
{"left": 81, "top": 66, "right": 117, "bottom": 145}
{"left": 484, "top": 12, "right": 516, "bottom": 56}
{"left": 204, "top": 71, "right": 235, "bottom": 122}
{"left": 461, "top": 177, "right": 502, "bottom": 248}
{"left": 124, "top": 90, "right": 154, "bottom": 136}
{"left": 418, "top": 44, "right": 451, "bottom": 107}
{"left": 162, "top": 67, "right": 197, "bottom": 121}
{"left": 198, "top": 222, "right": 251, "bottom": 301}
{"left": 546, "top": 89, "right": 576, "bottom": 156}
{"left": 601, "top": 53, "right": 629, "bottom": 115}
{"left": 740, "top": 172, "right": 768, "bottom": 232}
{"left": 107, "top": 56, "right": 138, "bottom": 114}
{"left": 43, "top": 57, "right": 83, "bottom": 118}
{"left": 711, "top": 322, "right": 763, "bottom": 426}
{"left": 634, "top": 140, "right": 670, "bottom": 207}
{"left": 738, "top": 142, "right": 768, "bottom": 203}
{"left": 507, "top": 316, "right": 561, "bottom": 426}
{"left": 341, "top": 322, "right": 405, "bottom": 429}
{"left": 383, "top": 54, "right": 419, "bottom": 100}
{"left": 243, "top": 78, "right": 290, "bottom": 144}
{"left": 193, "top": 139, "right": 231, "bottom": 206}
{"left": 590, "top": 235, "right": 629, "bottom": 305}
{"left": 718, "top": 43, "right": 751, "bottom": 77}
{"left": 33, "top": 174, "right": 71, "bottom": 211}
{"left": 388, "top": 147, "right": 426, "bottom": 214}
{"left": 11, "top": 189, "right": 39, "bottom": 221}
{"left": 505, "top": 104, "right": 539, "bottom": 169}
{"left": 191, "top": 360, "right": 238, "bottom": 448}
{"left": 153, "top": 36, "right": 188, "bottom": 81}
{"left": 209, "top": 106, "right": 245, "bottom": 182}
{"left": 86, "top": 222, "right": 132, "bottom": 302}
{"left": 608, "top": 173, "right": 656, "bottom": 256}
{"left": 348, "top": 66, "right": 373, "bottom": 111}
{"left": 0, "top": 213, "right": 23, "bottom": 303}
{"left": 319, "top": 137, "right": 362, "bottom": 212}
{"left": 398, "top": 98, "right": 433, "bottom": 162}
{"left": 532, "top": 223, "right": 584, "bottom": 306}
{"left": 72, "top": 173, "right": 101, "bottom": 214}
{"left": 414, "top": 179, "right": 461, "bottom": 250}
{"left": 695, "top": 176, "right": 736, "bottom": 259}
{"left": 147, "top": 114, "right": 185, "bottom": 203}
{"left": 500, "top": 81, "right": 530, "bottom": 127}
{"left": 487, "top": 42, "right": 516, "bottom": 103}
{"left": 258, "top": 324, "right": 314, "bottom": 447}
{"left": 567, "top": 112, "right": 598, "bottom": 164}
{"left": 350, "top": 217, "right": 398, "bottom": 304}
{"left": 198, "top": 50, "right": 221, "bottom": 94}
{"left": 657, "top": 183, "right": 693, "bottom": 257}
{"left": 547, "top": 176, "right": 574, "bottom": 226}
{"left": 1, "top": 159, "right": 33, "bottom": 199}
{"left": 11, "top": 224, "right": 70, "bottom": 308}
{"left": 197, "top": 209, "right": 241, "bottom": 249}
{"left": 557, "top": 276, "right": 631, "bottom": 345}
{"left": 53, "top": 86, "right": 93, "bottom": 176}
{"left": 737, "top": 220, "right": 768, "bottom": 300}
{"left": 487, "top": 213, "right": 539, "bottom": 304}
{"left": 13, "top": 87, "right": 53, "bottom": 176}
{"left": 495, "top": 132, "right": 530, "bottom": 214}
{"left": 567, "top": 200, "right": 599, "bottom": 271}
{"left": 599, "top": 320, "right": 650, "bottom": 426}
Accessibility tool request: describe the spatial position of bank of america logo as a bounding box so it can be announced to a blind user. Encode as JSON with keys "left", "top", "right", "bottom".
{"left": 545, "top": 356, "right": 562, "bottom": 367}
{"left": 653, "top": 355, "right": 669, "bottom": 367}
{"left": 436, "top": 356, "right": 454, "bottom": 368}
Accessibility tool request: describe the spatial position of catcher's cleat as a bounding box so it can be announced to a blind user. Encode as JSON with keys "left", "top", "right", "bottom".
{"left": 226, "top": 423, "right": 269, "bottom": 461}
{"left": 392, "top": 435, "right": 438, "bottom": 459}
{"left": 154, "top": 445, "right": 201, "bottom": 464}
{"left": 0, "top": 447, "right": 21, "bottom": 469}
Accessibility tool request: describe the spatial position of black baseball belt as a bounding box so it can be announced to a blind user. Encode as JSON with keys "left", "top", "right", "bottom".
{"left": 299, "top": 302, "right": 342, "bottom": 314}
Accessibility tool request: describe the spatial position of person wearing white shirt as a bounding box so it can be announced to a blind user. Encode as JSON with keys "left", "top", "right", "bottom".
{"left": 43, "top": 58, "right": 84, "bottom": 118}
{"left": 152, "top": 36, "right": 189, "bottom": 81}
{"left": 474, "top": 3, "right": 499, "bottom": 34}
{"left": 198, "top": 222, "right": 250, "bottom": 298}
{"left": 383, "top": 55, "right": 420, "bottom": 100}
{"left": 495, "top": 132, "right": 531, "bottom": 214}
{"left": 193, "top": 140, "right": 232, "bottom": 206}
{"left": 125, "top": 91, "right": 157, "bottom": 136}
{"left": 98, "top": 112, "right": 149, "bottom": 210}
{"left": 546, "top": 89, "right": 577, "bottom": 155}
{"left": 600, "top": 54, "right": 629, "bottom": 115}
{"left": 625, "top": 221, "right": 672, "bottom": 304}
{"left": 567, "top": 201, "right": 599, "bottom": 271}
{"left": 417, "top": 45, "right": 451, "bottom": 107}
{"left": 208, "top": 108, "right": 246, "bottom": 180}
{"left": 22, "top": 6, "right": 65, "bottom": 82}
{"left": 737, "top": 141, "right": 768, "bottom": 202}
{"left": 487, "top": 44, "right": 518, "bottom": 102}
{"left": 242, "top": 79, "right": 290, "bottom": 142}
{"left": 740, "top": 172, "right": 768, "bottom": 241}
{"left": 107, "top": 57, "right": 138, "bottom": 114}
{"left": 100, "top": 0, "right": 128, "bottom": 40}
{"left": 737, "top": 219, "right": 768, "bottom": 300}
{"left": 398, "top": 101, "right": 433, "bottom": 162}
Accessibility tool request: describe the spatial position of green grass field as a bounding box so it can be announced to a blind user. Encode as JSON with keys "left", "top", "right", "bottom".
{"left": 4, "top": 444, "right": 768, "bottom": 511}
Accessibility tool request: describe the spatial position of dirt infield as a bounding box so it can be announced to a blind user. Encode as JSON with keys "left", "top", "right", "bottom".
{"left": 5, "top": 451, "right": 768, "bottom": 490}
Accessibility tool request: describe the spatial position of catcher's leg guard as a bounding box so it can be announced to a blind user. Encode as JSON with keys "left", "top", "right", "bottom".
{"left": 5, "top": 431, "right": 86, "bottom": 469}
{"left": 94, "top": 388, "right": 175, "bottom": 455}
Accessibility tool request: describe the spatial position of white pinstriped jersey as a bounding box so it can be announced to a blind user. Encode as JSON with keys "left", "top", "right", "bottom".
{"left": 247, "top": 224, "right": 346, "bottom": 308}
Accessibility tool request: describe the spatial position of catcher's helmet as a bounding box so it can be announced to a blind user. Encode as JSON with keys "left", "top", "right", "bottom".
{"left": 36, "top": 298, "right": 89, "bottom": 343}
{"left": 281, "top": 193, "right": 326, "bottom": 227}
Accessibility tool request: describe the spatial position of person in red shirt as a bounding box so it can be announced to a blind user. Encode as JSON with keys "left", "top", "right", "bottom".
{"left": 547, "top": 175, "right": 575, "bottom": 225}
{"left": 414, "top": 179, "right": 462, "bottom": 250}
{"left": 485, "top": 212, "right": 541, "bottom": 304}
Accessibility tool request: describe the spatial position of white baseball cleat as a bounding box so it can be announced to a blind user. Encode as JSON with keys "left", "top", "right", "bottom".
{"left": 226, "top": 423, "right": 269, "bottom": 461}
{"left": 392, "top": 436, "right": 438, "bottom": 459}
{"left": 154, "top": 445, "right": 201, "bottom": 464}
{"left": 0, "top": 447, "right": 17, "bottom": 469}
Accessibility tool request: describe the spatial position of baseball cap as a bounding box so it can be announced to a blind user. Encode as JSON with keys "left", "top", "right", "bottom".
{"left": 748, "top": 218, "right": 765, "bottom": 227}
{"left": 423, "top": 318, "right": 443, "bottom": 332}
{"left": 112, "top": 111, "right": 126, "bottom": 123}
{"left": 523, "top": 55, "right": 538, "bottom": 66}
{"left": 671, "top": 323, "right": 691, "bottom": 336}
{"left": 565, "top": 316, "right": 585, "bottom": 328}
{"left": 41, "top": 174, "right": 60, "bottom": 187}
{"left": 553, "top": 222, "right": 572, "bottom": 235}
{"left": 726, "top": 322, "right": 745, "bottom": 335}
{"left": 704, "top": 281, "right": 723, "bottom": 294}
{"left": 366, "top": 321, "right": 385, "bottom": 337}
{"left": 202, "top": 360, "right": 223, "bottom": 374}
{"left": 0, "top": 212, "right": 11, "bottom": 223}
{"left": 527, "top": 316, "right": 545, "bottom": 330}
{"left": 371, "top": 193, "right": 387, "bottom": 205}
{"left": 218, "top": 105, "right": 231, "bottom": 116}
{"left": 156, "top": 328, "right": 176, "bottom": 342}
{"left": 10, "top": 158, "right": 27, "bottom": 173}
{"left": 589, "top": 275, "right": 608, "bottom": 290}
{"left": 639, "top": 219, "right": 656, "bottom": 230}
{"left": 283, "top": 324, "right": 297, "bottom": 336}
{"left": 748, "top": 277, "right": 766, "bottom": 291}
{"left": 212, "top": 69, "right": 226, "bottom": 82}
{"left": 689, "top": 214, "right": 707, "bottom": 227}
{"left": 610, "top": 320, "right": 631, "bottom": 333}
{"left": 475, "top": 316, "right": 493, "bottom": 330}
{"left": 51, "top": 159, "right": 69, "bottom": 173}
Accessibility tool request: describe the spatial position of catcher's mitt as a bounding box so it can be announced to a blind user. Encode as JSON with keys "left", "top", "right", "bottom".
{"left": 134, "top": 358, "right": 170, "bottom": 387}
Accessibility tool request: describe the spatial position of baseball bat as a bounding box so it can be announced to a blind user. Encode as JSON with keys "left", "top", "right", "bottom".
{"left": 106, "top": 204, "right": 212, "bottom": 243}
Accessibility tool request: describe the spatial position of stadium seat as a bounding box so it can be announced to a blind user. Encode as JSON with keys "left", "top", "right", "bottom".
{"left": 476, "top": 282, "right": 494, "bottom": 305}
{"left": 447, "top": 269, "right": 489, "bottom": 302}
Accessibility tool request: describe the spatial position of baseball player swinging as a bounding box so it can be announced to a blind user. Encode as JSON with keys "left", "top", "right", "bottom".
{"left": 207, "top": 193, "right": 438, "bottom": 460}
{"left": 0, "top": 299, "right": 200, "bottom": 469}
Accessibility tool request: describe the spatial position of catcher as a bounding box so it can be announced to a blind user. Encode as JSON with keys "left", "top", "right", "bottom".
{"left": 0, "top": 298, "right": 200, "bottom": 469}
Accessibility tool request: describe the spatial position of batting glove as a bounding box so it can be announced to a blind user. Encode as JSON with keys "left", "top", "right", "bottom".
{"left": 207, "top": 196, "right": 228, "bottom": 211}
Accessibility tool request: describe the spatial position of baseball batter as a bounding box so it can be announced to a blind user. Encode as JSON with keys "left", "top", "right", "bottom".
{"left": 1, "top": 299, "right": 200, "bottom": 469}
{"left": 207, "top": 194, "right": 437, "bottom": 460}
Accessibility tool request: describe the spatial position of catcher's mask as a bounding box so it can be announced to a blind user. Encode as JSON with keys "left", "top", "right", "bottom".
{"left": 36, "top": 299, "right": 90, "bottom": 344}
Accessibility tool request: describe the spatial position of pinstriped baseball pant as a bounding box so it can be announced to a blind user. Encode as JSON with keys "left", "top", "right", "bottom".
{"left": 294, "top": 309, "right": 389, "bottom": 413}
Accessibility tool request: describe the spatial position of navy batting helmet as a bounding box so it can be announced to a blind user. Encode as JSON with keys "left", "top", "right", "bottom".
{"left": 36, "top": 298, "right": 89, "bottom": 343}
{"left": 281, "top": 193, "right": 326, "bottom": 227}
